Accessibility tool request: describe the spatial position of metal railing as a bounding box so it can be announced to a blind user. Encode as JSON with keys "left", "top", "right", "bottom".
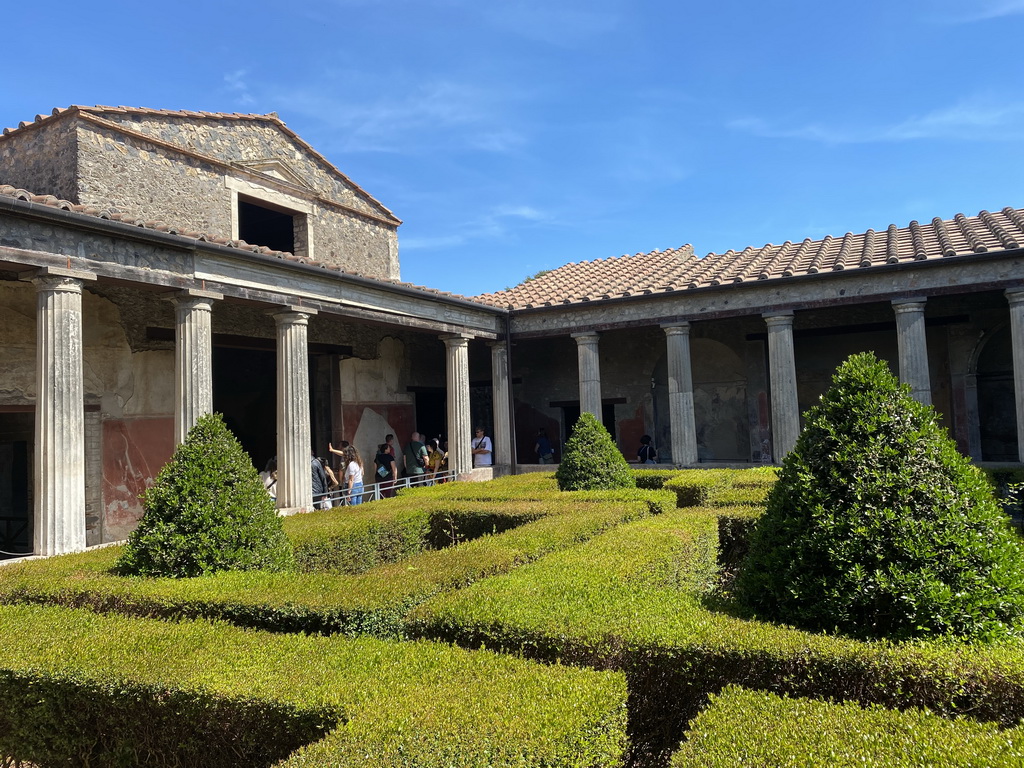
{"left": 314, "top": 469, "right": 457, "bottom": 508}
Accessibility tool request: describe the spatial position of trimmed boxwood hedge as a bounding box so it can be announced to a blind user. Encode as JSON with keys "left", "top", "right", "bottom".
{"left": 556, "top": 412, "right": 636, "bottom": 491}
{"left": 283, "top": 496, "right": 548, "bottom": 573}
{"left": 116, "top": 413, "right": 293, "bottom": 577}
{"left": 397, "top": 471, "right": 560, "bottom": 499}
{"left": 0, "top": 497, "right": 657, "bottom": 638}
{"left": 8, "top": 469, "right": 1023, "bottom": 766}
{"left": 738, "top": 353, "right": 1024, "bottom": 642}
{"left": 671, "top": 685, "right": 1024, "bottom": 767}
{"left": 632, "top": 469, "right": 687, "bottom": 490}
{"left": 0, "top": 604, "right": 627, "bottom": 768}
{"left": 408, "top": 505, "right": 1024, "bottom": 763}
{"left": 663, "top": 468, "right": 777, "bottom": 508}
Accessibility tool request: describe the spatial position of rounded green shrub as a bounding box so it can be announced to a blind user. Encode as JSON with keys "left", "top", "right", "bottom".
{"left": 736, "top": 352, "right": 1024, "bottom": 641}
{"left": 555, "top": 412, "right": 636, "bottom": 492}
{"left": 115, "top": 413, "right": 294, "bottom": 577}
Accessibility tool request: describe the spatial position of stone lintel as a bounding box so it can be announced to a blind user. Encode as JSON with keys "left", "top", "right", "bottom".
{"left": 267, "top": 305, "right": 318, "bottom": 319}
{"left": 164, "top": 288, "right": 225, "bottom": 303}
{"left": 19, "top": 266, "right": 97, "bottom": 283}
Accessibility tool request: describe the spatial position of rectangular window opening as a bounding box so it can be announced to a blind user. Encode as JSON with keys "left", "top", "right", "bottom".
{"left": 237, "top": 195, "right": 304, "bottom": 255}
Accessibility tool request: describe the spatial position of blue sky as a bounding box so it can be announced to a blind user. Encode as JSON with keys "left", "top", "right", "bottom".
{"left": 5, "top": 1, "right": 1024, "bottom": 296}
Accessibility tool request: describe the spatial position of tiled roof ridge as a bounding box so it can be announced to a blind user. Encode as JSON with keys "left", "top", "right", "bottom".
{"left": 0, "top": 106, "right": 401, "bottom": 226}
{"left": 0, "top": 182, "right": 481, "bottom": 305}
{"left": 474, "top": 207, "right": 1024, "bottom": 309}
{"left": 474, "top": 246, "right": 697, "bottom": 307}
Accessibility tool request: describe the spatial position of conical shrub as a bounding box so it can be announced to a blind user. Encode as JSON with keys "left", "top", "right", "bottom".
{"left": 115, "top": 413, "right": 294, "bottom": 577}
{"left": 736, "top": 352, "right": 1024, "bottom": 641}
{"left": 555, "top": 411, "right": 636, "bottom": 491}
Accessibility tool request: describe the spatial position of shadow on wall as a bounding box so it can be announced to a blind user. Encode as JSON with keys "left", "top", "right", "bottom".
{"left": 514, "top": 400, "right": 562, "bottom": 464}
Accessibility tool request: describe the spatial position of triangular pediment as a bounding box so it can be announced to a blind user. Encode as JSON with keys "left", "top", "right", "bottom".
{"left": 235, "top": 159, "right": 312, "bottom": 190}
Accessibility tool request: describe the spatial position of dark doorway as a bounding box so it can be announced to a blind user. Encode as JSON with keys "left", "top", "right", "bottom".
{"left": 558, "top": 402, "right": 618, "bottom": 446}
{"left": 414, "top": 389, "right": 447, "bottom": 444}
{"left": 470, "top": 384, "right": 494, "bottom": 442}
{"left": 977, "top": 326, "right": 1018, "bottom": 461}
{"left": 213, "top": 347, "right": 277, "bottom": 470}
{"left": 0, "top": 411, "right": 32, "bottom": 560}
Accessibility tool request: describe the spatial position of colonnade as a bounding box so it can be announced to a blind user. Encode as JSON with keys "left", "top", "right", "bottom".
{"left": 26, "top": 279, "right": 1024, "bottom": 556}
{"left": 28, "top": 278, "right": 513, "bottom": 555}
{"left": 569, "top": 293, "right": 1024, "bottom": 465}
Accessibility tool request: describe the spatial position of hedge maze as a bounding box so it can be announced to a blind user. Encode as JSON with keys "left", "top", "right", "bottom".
{"left": 2, "top": 469, "right": 1024, "bottom": 767}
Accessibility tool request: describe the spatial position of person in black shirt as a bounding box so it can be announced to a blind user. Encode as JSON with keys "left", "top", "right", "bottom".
{"left": 374, "top": 443, "right": 398, "bottom": 498}
{"left": 311, "top": 454, "right": 330, "bottom": 508}
{"left": 637, "top": 435, "right": 658, "bottom": 465}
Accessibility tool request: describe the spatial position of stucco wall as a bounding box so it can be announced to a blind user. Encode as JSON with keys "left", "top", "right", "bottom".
{"left": 0, "top": 280, "right": 176, "bottom": 544}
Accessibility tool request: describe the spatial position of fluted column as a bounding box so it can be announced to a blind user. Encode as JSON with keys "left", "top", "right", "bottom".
{"left": 662, "top": 322, "right": 698, "bottom": 465}
{"left": 170, "top": 289, "right": 222, "bottom": 445}
{"left": 443, "top": 333, "right": 473, "bottom": 477}
{"left": 892, "top": 299, "right": 931, "bottom": 405}
{"left": 33, "top": 269, "right": 95, "bottom": 555}
{"left": 1006, "top": 289, "right": 1024, "bottom": 461}
{"left": 489, "top": 340, "right": 512, "bottom": 470}
{"left": 572, "top": 331, "right": 602, "bottom": 419}
{"left": 764, "top": 311, "right": 800, "bottom": 461}
{"left": 272, "top": 307, "right": 316, "bottom": 512}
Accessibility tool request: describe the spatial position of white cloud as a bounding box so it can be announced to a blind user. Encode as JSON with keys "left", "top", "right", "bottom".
{"left": 223, "top": 69, "right": 256, "bottom": 107}
{"left": 729, "top": 97, "right": 1024, "bottom": 144}
{"left": 931, "top": 0, "right": 1024, "bottom": 23}
{"left": 273, "top": 79, "right": 529, "bottom": 155}
{"left": 479, "top": 1, "right": 624, "bottom": 46}
{"left": 401, "top": 204, "right": 549, "bottom": 251}
{"left": 491, "top": 204, "right": 545, "bottom": 221}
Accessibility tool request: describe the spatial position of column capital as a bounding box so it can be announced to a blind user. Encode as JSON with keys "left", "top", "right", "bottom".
{"left": 763, "top": 310, "right": 794, "bottom": 327}
{"left": 1006, "top": 288, "right": 1024, "bottom": 307}
{"left": 165, "top": 288, "right": 224, "bottom": 306}
{"left": 441, "top": 332, "right": 474, "bottom": 346}
{"left": 661, "top": 321, "right": 692, "bottom": 336}
{"left": 571, "top": 331, "right": 601, "bottom": 344}
{"left": 269, "top": 306, "right": 317, "bottom": 325}
{"left": 486, "top": 339, "right": 508, "bottom": 350}
{"left": 891, "top": 298, "right": 927, "bottom": 314}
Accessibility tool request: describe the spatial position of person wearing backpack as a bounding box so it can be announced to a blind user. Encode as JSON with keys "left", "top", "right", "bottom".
{"left": 374, "top": 443, "right": 398, "bottom": 498}
{"left": 404, "top": 431, "right": 428, "bottom": 479}
{"left": 534, "top": 428, "right": 555, "bottom": 464}
{"left": 637, "top": 434, "right": 658, "bottom": 464}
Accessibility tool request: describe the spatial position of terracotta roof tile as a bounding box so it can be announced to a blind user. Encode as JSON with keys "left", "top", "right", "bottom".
{"left": 0, "top": 182, "right": 485, "bottom": 305}
{"left": 473, "top": 208, "right": 1024, "bottom": 309}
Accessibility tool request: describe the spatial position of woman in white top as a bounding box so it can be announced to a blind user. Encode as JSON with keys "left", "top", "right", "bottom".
{"left": 343, "top": 445, "right": 365, "bottom": 506}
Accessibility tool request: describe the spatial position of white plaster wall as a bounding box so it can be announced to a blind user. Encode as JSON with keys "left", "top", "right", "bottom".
{"left": 341, "top": 336, "right": 413, "bottom": 404}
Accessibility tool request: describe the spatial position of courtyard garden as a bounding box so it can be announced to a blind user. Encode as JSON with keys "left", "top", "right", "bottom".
{"left": 3, "top": 355, "right": 1024, "bottom": 766}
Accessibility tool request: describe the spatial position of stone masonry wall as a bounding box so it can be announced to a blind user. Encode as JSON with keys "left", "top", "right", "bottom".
{"left": 0, "top": 118, "right": 78, "bottom": 200}
{"left": 90, "top": 113, "right": 386, "bottom": 219}
{"left": 77, "top": 122, "right": 234, "bottom": 238}
{"left": 75, "top": 121, "right": 399, "bottom": 279}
